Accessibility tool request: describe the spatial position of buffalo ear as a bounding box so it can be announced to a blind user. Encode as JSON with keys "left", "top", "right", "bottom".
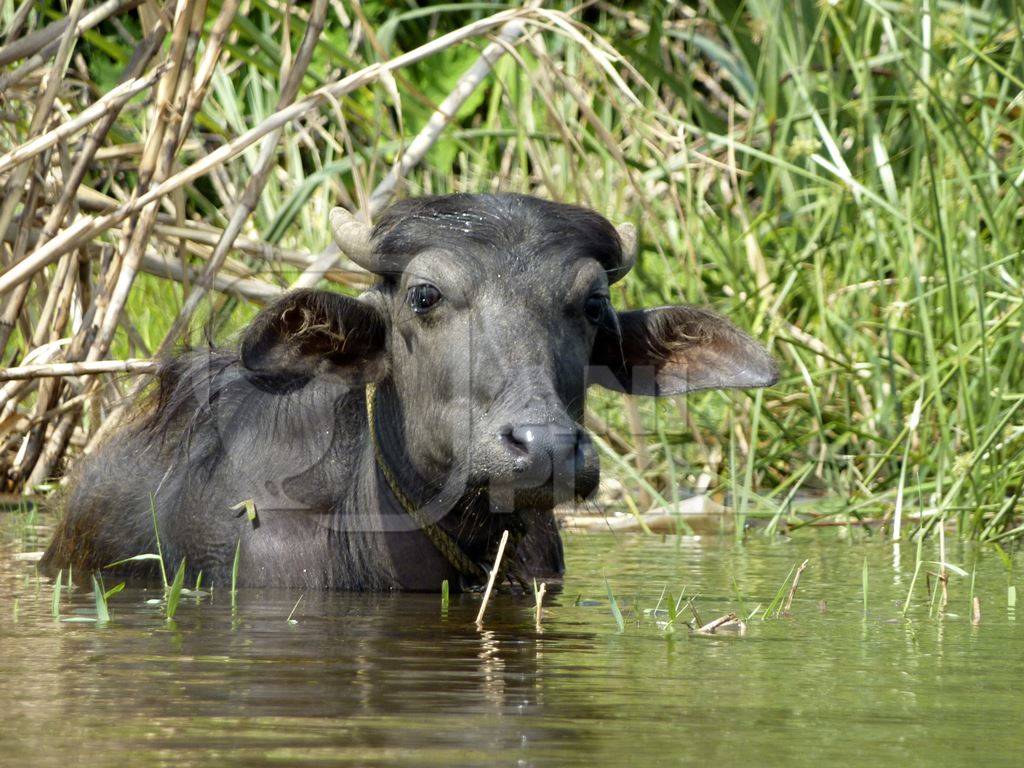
{"left": 240, "top": 289, "right": 387, "bottom": 382}
{"left": 589, "top": 306, "right": 778, "bottom": 396}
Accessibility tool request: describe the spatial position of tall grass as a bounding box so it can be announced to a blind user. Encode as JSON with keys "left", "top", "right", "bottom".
{"left": 0, "top": 2, "right": 1022, "bottom": 540}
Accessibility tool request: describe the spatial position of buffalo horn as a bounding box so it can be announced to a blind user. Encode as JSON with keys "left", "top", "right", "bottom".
{"left": 329, "top": 207, "right": 375, "bottom": 271}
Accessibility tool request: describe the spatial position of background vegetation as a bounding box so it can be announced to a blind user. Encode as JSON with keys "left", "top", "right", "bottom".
{"left": 1, "top": 0, "right": 1022, "bottom": 542}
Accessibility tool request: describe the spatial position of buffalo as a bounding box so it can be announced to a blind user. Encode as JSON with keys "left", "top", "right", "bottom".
{"left": 41, "top": 193, "right": 777, "bottom": 591}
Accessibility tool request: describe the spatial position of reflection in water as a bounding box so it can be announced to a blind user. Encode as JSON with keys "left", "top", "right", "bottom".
{"left": 1, "top": 518, "right": 1022, "bottom": 767}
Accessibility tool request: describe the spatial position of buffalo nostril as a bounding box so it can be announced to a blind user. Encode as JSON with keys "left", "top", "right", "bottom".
{"left": 498, "top": 424, "right": 529, "bottom": 457}
{"left": 509, "top": 424, "right": 578, "bottom": 465}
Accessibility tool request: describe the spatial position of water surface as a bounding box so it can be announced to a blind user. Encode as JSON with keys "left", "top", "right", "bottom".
{"left": 1, "top": 514, "right": 1021, "bottom": 766}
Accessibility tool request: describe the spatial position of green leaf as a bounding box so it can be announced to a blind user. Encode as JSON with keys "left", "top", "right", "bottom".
{"left": 231, "top": 498, "right": 258, "bottom": 525}
{"left": 605, "top": 579, "right": 625, "bottom": 633}
{"left": 165, "top": 558, "right": 187, "bottom": 621}
{"left": 104, "top": 582, "right": 126, "bottom": 601}
{"left": 105, "top": 553, "right": 163, "bottom": 569}
{"left": 231, "top": 539, "right": 241, "bottom": 611}
{"left": 92, "top": 576, "right": 110, "bottom": 624}
{"left": 51, "top": 570, "right": 62, "bottom": 618}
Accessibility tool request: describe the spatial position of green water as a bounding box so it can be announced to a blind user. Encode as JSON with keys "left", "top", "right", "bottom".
{"left": 1, "top": 515, "right": 1021, "bottom": 767}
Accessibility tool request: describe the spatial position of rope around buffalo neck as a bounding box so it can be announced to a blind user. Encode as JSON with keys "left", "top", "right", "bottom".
{"left": 364, "top": 382, "right": 486, "bottom": 582}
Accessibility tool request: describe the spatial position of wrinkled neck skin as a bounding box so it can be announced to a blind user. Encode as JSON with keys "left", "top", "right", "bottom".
{"left": 361, "top": 377, "right": 548, "bottom": 591}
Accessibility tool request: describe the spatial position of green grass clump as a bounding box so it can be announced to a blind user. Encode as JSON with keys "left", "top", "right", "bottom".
{"left": 6, "top": 2, "right": 1024, "bottom": 540}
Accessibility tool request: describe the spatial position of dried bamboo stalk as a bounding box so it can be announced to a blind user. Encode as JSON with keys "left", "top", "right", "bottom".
{"left": 0, "top": 8, "right": 532, "bottom": 295}
{"left": 782, "top": 559, "right": 810, "bottom": 614}
{"left": 293, "top": 18, "right": 528, "bottom": 289}
{"left": 151, "top": 224, "right": 320, "bottom": 268}
{"left": 156, "top": 0, "right": 328, "bottom": 353}
{"left": 2, "top": 1, "right": 36, "bottom": 46}
{"left": 86, "top": 0, "right": 200, "bottom": 363}
{"left": 0, "top": 66, "right": 167, "bottom": 178}
{"left": 0, "top": 29, "right": 166, "bottom": 353}
{"left": 12, "top": 4, "right": 192, "bottom": 483}
{"left": 0, "top": 0, "right": 143, "bottom": 89}
{"left": 368, "top": 20, "right": 527, "bottom": 213}
{"left": 175, "top": 0, "right": 240, "bottom": 150}
{"left": 0, "top": 360, "right": 158, "bottom": 382}
{"left": 139, "top": 250, "right": 279, "bottom": 302}
{"left": 0, "top": 0, "right": 87, "bottom": 255}
{"left": 475, "top": 529, "right": 510, "bottom": 626}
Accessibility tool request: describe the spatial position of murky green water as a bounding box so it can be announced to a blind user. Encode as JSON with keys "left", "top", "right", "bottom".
{"left": 1, "top": 513, "right": 1021, "bottom": 767}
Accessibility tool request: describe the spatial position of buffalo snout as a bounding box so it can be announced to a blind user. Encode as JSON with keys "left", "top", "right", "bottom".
{"left": 491, "top": 420, "right": 599, "bottom": 502}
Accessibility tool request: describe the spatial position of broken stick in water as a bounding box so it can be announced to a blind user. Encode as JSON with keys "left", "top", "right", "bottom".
{"left": 475, "top": 529, "right": 510, "bottom": 627}
{"left": 697, "top": 612, "right": 746, "bottom": 635}
{"left": 534, "top": 580, "right": 547, "bottom": 631}
{"left": 972, "top": 596, "right": 981, "bottom": 625}
{"left": 783, "top": 558, "right": 810, "bottom": 614}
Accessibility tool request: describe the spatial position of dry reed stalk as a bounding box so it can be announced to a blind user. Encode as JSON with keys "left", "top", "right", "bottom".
{"left": 293, "top": 17, "right": 529, "bottom": 289}
{"left": 475, "top": 529, "right": 511, "bottom": 626}
{"left": 150, "top": 224, "right": 312, "bottom": 267}
{"left": 0, "top": 0, "right": 126, "bottom": 66}
{"left": 175, "top": 0, "right": 239, "bottom": 149}
{"left": 782, "top": 558, "right": 810, "bottom": 614}
{"left": 0, "top": 169, "right": 43, "bottom": 344}
{"left": 0, "top": 340, "right": 66, "bottom": 421}
{"left": 139, "top": 250, "right": 280, "bottom": 302}
{"left": 0, "top": 66, "right": 167, "bottom": 177}
{"left": 0, "top": 360, "right": 158, "bottom": 382}
{"left": 156, "top": 0, "right": 328, "bottom": 354}
{"left": 85, "top": 0, "right": 200, "bottom": 364}
{"left": 0, "top": 0, "right": 143, "bottom": 90}
{"left": 696, "top": 612, "right": 745, "bottom": 634}
{"left": 367, "top": 20, "right": 528, "bottom": 212}
{"left": 27, "top": 409, "right": 79, "bottom": 487}
{"left": 0, "top": 0, "right": 86, "bottom": 253}
{"left": 2, "top": 1, "right": 36, "bottom": 46}
{"left": 6, "top": 7, "right": 180, "bottom": 484}
{"left": 0, "top": 7, "right": 533, "bottom": 296}
{"left": 0, "top": 30, "right": 166, "bottom": 354}
{"left": 534, "top": 581, "right": 547, "bottom": 631}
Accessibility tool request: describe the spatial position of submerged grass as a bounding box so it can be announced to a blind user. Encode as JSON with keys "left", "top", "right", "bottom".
{"left": 1, "top": 2, "right": 1022, "bottom": 541}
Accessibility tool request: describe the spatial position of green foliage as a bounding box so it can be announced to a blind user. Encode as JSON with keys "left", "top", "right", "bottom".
{"left": 11, "top": 1, "right": 1024, "bottom": 539}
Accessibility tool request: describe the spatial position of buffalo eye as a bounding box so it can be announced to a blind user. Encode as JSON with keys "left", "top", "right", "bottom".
{"left": 583, "top": 293, "right": 609, "bottom": 324}
{"left": 407, "top": 283, "right": 443, "bottom": 315}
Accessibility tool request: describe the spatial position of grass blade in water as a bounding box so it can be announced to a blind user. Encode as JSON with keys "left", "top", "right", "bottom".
{"left": 286, "top": 593, "right": 303, "bottom": 625}
{"left": 92, "top": 575, "right": 110, "bottom": 624}
{"left": 104, "top": 582, "right": 125, "bottom": 601}
{"left": 231, "top": 539, "right": 241, "bottom": 610}
{"left": 149, "top": 494, "right": 168, "bottom": 589}
{"left": 165, "top": 558, "right": 187, "bottom": 620}
{"left": 606, "top": 579, "right": 625, "bottom": 633}
{"left": 51, "top": 569, "right": 62, "bottom": 618}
